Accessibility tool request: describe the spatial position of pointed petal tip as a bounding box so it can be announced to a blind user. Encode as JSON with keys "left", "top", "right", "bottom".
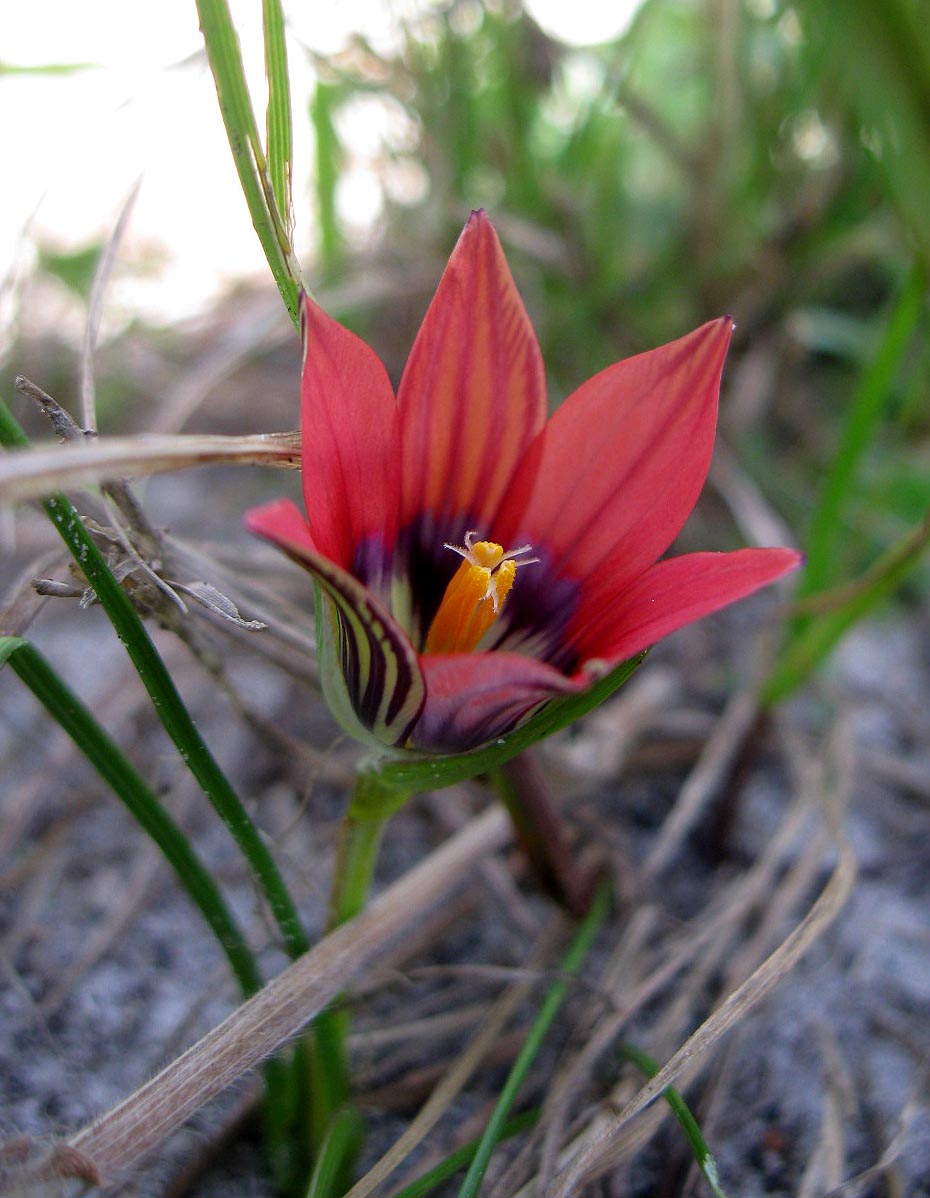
{"left": 571, "top": 544, "right": 803, "bottom": 671}
{"left": 243, "top": 497, "right": 307, "bottom": 541}
{"left": 704, "top": 312, "right": 735, "bottom": 346}
{"left": 398, "top": 201, "right": 546, "bottom": 533}
{"left": 754, "top": 546, "right": 804, "bottom": 580}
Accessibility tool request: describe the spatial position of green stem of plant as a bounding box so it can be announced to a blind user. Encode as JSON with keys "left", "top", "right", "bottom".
{"left": 308, "top": 772, "right": 408, "bottom": 1190}
{"left": 457, "top": 875, "right": 612, "bottom": 1198}
{"left": 0, "top": 399, "right": 309, "bottom": 961}
{"left": 311, "top": 811, "right": 387, "bottom": 1132}
{"left": 0, "top": 636, "right": 262, "bottom": 997}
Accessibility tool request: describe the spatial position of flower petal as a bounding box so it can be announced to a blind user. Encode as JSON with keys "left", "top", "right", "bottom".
{"left": 245, "top": 499, "right": 425, "bottom": 748}
{"left": 415, "top": 651, "right": 579, "bottom": 754}
{"left": 397, "top": 211, "right": 547, "bottom": 536}
{"left": 569, "top": 547, "right": 802, "bottom": 668}
{"left": 299, "top": 293, "right": 400, "bottom": 577}
{"left": 496, "top": 318, "right": 733, "bottom": 590}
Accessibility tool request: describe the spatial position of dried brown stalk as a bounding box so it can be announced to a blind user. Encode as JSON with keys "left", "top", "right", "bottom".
{"left": 0, "top": 430, "right": 301, "bottom": 504}
{"left": 47, "top": 807, "right": 511, "bottom": 1190}
{"left": 544, "top": 721, "right": 858, "bottom": 1196}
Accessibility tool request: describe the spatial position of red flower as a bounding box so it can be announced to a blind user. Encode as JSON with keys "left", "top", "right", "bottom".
{"left": 246, "top": 211, "right": 800, "bottom": 755}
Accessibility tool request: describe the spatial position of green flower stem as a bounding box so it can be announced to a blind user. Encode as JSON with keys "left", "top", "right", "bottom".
{"left": 492, "top": 752, "right": 599, "bottom": 916}
{"left": 309, "top": 772, "right": 409, "bottom": 1188}
{"left": 0, "top": 636, "right": 261, "bottom": 998}
{"left": 311, "top": 809, "right": 387, "bottom": 1135}
{"left": 0, "top": 399, "right": 308, "bottom": 961}
{"left": 457, "top": 875, "right": 612, "bottom": 1198}
{"left": 328, "top": 812, "right": 387, "bottom": 930}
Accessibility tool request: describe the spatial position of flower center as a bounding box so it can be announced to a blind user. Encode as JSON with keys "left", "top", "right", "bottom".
{"left": 425, "top": 532, "right": 538, "bottom": 655}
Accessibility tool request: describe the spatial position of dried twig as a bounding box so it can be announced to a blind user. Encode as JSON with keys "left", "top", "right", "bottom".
{"left": 60, "top": 807, "right": 510, "bottom": 1188}
{"left": 345, "top": 927, "right": 555, "bottom": 1198}
{"left": 546, "top": 721, "right": 858, "bottom": 1196}
{"left": 0, "top": 431, "right": 301, "bottom": 504}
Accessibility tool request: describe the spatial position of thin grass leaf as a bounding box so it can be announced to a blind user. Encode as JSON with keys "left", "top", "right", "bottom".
{"left": 196, "top": 0, "right": 301, "bottom": 324}
{"left": 390, "top": 1110, "right": 539, "bottom": 1198}
{"left": 304, "top": 1106, "right": 365, "bottom": 1198}
{"left": 81, "top": 180, "right": 141, "bottom": 432}
{"left": 0, "top": 397, "right": 308, "bottom": 958}
{"left": 620, "top": 1043, "right": 727, "bottom": 1198}
{"left": 456, "top": 877, "right": 612, "bottom": 1198}
{"left": 0, "top": 636, "right": 262, "bottom": 998}
{"left": 800, "top": 262, "right": 926, "bottom": 601}
{"left": 263, "top": 0, "right": 293, "bottom": 233}
{"left": 0, "top": 60, "right": 97, "bottom": 75}
{"left": 763, "top": 506, "right": 930, "bottom": 705}
{"left": 311, "top": 81, "right": 343, "bottom": 279}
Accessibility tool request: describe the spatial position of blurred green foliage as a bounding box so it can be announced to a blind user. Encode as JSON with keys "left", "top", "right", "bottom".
{"left": 37, "top": 243, "right": 104, "bottom": 299}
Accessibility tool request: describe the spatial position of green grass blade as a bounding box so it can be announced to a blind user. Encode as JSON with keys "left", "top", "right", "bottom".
{"left": 0, "top": 60, "right": 97, "bottom": 76}
{"left": 310, "top": 81, "right": 343, "bottom": 279}
{"left": 0, "top": 636, "right": 262, "bottom": 998}
{"left": 0, "top": 398, "right": 308, "bottom": 959}
{"left": 457, "top": 877, "right": 612, "bottom": 1198}
{"left": 620, "top": 1043, "right": 727, "bottom": 1198}
{"left": 763, "top": 506, "right": 930, "bottom": 706}
{"left": 390, "top": 1109, "right": 539, "bottom": 1198}
{"left": 304, "top": 1105, "right": 365, "bottom": 1198}
{"left": 262, "top": 0, "right": 293, "bottom": 233}
{"left": 800, "top": 262, "right": 926, "bottom": 600}
{"left": 196, "top": 0, "right": 301, "bottom": 325}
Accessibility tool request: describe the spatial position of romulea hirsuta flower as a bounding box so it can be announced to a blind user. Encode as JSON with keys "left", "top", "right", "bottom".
{"left": 246, "top": 211, "right": 801, "bottom": 756}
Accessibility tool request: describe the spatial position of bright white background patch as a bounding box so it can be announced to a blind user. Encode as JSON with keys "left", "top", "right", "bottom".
{"left": 524, "top": 0, "right": 643, "bottom": 46}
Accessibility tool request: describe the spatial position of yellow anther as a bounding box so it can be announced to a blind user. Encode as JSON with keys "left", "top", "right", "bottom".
{"left": 425, "top": 532, "right": 537, "bottom": 655}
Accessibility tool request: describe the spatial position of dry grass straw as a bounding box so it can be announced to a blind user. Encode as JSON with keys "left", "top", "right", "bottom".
{"left": 343, "top": 927, "right": 557, "bottom": 1198}
{"left": 47, "top": 807, "right": 512, "bottom": 1188}
{"left": 79, "top": 180, "right": 141, "bottom": 434}
{"left": 0, "top": 425, "right": 301, "bottom": 504}
{"left": 522, "top": 717, "right": 857, "bottom": 1197}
